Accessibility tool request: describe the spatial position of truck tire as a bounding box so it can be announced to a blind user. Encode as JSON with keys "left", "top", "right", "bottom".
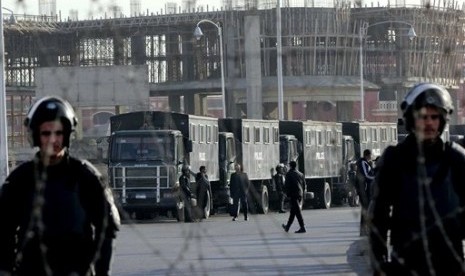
{"left": 203, "top": 189, "right": 212, "bottom": 219}
{"left": 319, "top": 182, "right": 332, "bottom": 209}
{"left": 258, "top": 185, "right": 269, "bottom": 214}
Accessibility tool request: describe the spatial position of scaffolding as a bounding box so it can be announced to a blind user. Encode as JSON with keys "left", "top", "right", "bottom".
{"left": 3, "top": 2, "right": 465, "bottom": 151}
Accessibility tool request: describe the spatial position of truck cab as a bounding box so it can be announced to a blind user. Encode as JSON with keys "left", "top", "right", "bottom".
{"left": 108, "top": 129, "right": 187, "bottom": 219}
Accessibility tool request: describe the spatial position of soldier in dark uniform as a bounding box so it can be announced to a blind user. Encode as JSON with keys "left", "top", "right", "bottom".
{"left": 274, "top": 164, "right": 286, "bottom": 213}
{"left": 0, "top": 96, "right": 120, "bottom": 276}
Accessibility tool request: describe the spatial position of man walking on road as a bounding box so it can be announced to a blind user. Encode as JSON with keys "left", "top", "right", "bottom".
{"left": 230, "top": 163, "right": 250, "bottom": 221}
{"left": 282, "top": 161, "right": 306, "bottom": 233}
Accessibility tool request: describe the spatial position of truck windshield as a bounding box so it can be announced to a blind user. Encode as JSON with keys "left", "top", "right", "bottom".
{"left": 110, "top": 134, "right": 175, "bottom": 162}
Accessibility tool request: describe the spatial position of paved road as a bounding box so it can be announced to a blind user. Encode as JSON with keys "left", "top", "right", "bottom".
{"left": 111, "top": 207, "right": 371, "bottom": 276}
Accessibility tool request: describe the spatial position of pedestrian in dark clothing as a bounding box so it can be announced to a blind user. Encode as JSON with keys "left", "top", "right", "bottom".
{"left": 230, "top": 163, "right": 250, "bottom": 221}
{"left": 178, "top": 165, "right": 195, "bottom": 222}
{"left": 195, "top": 166, "right": 210, "bottom": 219}
{"left": 282, "top": 161, "right": 306, "bottom": 233}
{"left": 357, "top": 149, "right": 375, "bottom": 236}
{"left": 369, "top": 83, "right": 465, "bottom": 276}
{"left": 0, "top": 96, "right": 120, "bottom": 276}
{"left": 274, "top": 164, "right": 286, "bottom": 213}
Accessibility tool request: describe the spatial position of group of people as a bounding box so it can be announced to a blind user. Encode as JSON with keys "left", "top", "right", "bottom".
{"left": 1, "top": 81, "right": 465, "bottom": 275}
{"left": 178, "top": 165, "right": 211, "bottom": 222}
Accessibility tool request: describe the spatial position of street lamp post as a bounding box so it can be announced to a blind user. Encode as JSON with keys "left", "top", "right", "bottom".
{"left": 359, "top": 21, "right": 416, "bottom": 121}
{"left": 194, "top": 19, "right": 226, "bottom": 118}
{"left": 0, "top": 3, "right": 16, "bottom": 184}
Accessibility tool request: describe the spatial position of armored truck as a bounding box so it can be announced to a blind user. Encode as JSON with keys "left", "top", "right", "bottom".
{"left": 107, "top": 111, "right": 235, "bottom": 220}
{"left": 279, "top": 120, "right": 398, "bottom": 209}
{"left": 218, "top": 118, "right": 281, "bottom": 214}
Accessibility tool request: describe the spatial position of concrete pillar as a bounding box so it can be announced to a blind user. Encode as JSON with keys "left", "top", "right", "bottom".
{"left": 113, "top": 36, "right": 125, "bottom": 65}
{"left": 74, "top": 108, "right": 83, "bottom": 140}
{"left": 166, "top": 33, "right": 181, "bottom": 81}
{"left": 131, "top": 35, "right": 146, "bottom": 65}
{"left": 336, "top": 102, "right": 353, "bottom": 121}
{"left": 225, "top": 21, "right": 236, "bottom": 117}
{"left": 184, "top": 93, "right": 195, "bottom": 115}
{"left": 182, "top": 34, "right": 194, "bottom": 81}
{"left": 115, "top": 105, "right": 126, "bottom": 115}
{"left": 286, "top": 101, "right": 293, "bottom": 120}
{"left": 199, "top": 95, "right": 208, "bottom": 116}
{"left": 70, "top": 34, "right": 80, "bottom": 66}
{"left": 306, "top": 101, "right": 318, "bottom": 120}
{"left": 168, "top": 95, "right": 181, "bottom": 113}
{"left": 38, "top": 34, "right": 59, "bottom": 67}
{"left": 244, "top": 15, "right": 262, "bottom": 119}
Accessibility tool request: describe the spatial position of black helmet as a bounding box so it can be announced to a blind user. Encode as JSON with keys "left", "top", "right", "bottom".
{"left": 400, "top": 83, "right": 453, "bottom": 133}
{"left": 24, "top": 96, "right": 78, "bottom": 147}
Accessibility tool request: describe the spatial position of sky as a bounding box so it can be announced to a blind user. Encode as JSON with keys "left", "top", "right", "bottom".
{"left": 2, "top": 0, "right": 436, "bottom": 20}
{"left": 2, "top": 0, "right": 224, "bottom": 20}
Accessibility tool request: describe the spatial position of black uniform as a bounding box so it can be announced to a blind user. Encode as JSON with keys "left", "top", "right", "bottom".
{"left": 274, "top": 171, "right": 286, "bottom": 212}
{"left": 195, "top": 172, "right": 210, "bottom": 218}
{"left": 179, "top": 173, "right": 195, "bottom": 222}
{"left": 0, "top": 153, "right": 120, "bottom": 276}
{"left": 369, "top": 134, "right": 465, "bottom": 275}
{"left": 356, "top": 156, "right": 375, "bottom": 235}
{"left": 230, "top": 171, "right": 250, "bottom": 220}
{"left": 283, "top": 167, "right": 305, "bottom": 232}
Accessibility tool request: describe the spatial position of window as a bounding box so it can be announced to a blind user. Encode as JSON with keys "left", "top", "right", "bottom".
{"left": 206, "top": 125, "right": 212, "bottom": 144}
{"left": 305, "top": 131, "right": 311, "bottom": 146}
{"left": 213, "top": 125, "right": 218, "bottom": 143}
{"left": 243, "top": 126, "right": 250, "bottom": 143}
{"left": 361, "top": 128, "right": 368, "bottom": 143}
{"left": 199, "top": 125, "right": 205, "bottom": 143}
{"left": 381, "top": 128, "right": 388, "bottom": 142}
{"left": 254, "top": 127, "right": 261, "bottom": 143}
{"left": 273, "top": 127, "right": 279, "bottom": 143}
{"left": 317, "top": 131, "right": 323, "bottom": 146}
{"left": 311, "top": 130, "right": 316, "bottom": 145}
{"left": 391, "top": 127, "right": 397, "bottom": 142}
{"left": 190, "top": 123, "right": 196, "bottom": 142}
{"left": 326, "top": 130, "right": 332, "bottom": 145}
{"left": 263, "top": 127, "right": 270, "bottom": 144}
{"left": 372, "top": 128, "right": 378, "bottom": 142}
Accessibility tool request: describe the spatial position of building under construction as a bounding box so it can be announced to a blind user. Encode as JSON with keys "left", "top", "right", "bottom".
{"left": 3, "top": 0, "right": 465, "bottom": 160}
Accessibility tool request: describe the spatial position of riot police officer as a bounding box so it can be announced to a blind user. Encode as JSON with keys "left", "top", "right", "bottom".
{"left": 369, "top": 83, "right": 465, "bottom": 275}
{"left": 0, "top": 96, "right": 120, "bottom": 276}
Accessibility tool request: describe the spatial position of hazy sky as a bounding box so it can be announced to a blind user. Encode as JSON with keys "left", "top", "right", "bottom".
{"left": 2, "top": 0, "right": 223, "bottom": 19}
{"left": 1, "top": 0, "right": 451, "bottom": 20}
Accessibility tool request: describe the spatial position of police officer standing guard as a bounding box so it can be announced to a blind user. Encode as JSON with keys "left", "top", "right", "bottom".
{"left": 369, "top": 83, "right": 465, "bottom": 275}
{"left": 0, "top": 96, "right": 120, "bottom": 276}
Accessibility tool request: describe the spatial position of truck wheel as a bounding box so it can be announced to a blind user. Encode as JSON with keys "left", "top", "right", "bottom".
{"left": 259, "top": 185, "right": 269, "bottom": 214}
{"left": 319, "top": 182, "right": 332, "bottom": 209}
{"left": 203, "top": 189, "right": 211, "bottom": 219}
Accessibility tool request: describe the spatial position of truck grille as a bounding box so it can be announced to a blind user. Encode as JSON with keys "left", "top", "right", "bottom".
{"left": 111, "top": 166, "right": 173, "bottom": 189}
